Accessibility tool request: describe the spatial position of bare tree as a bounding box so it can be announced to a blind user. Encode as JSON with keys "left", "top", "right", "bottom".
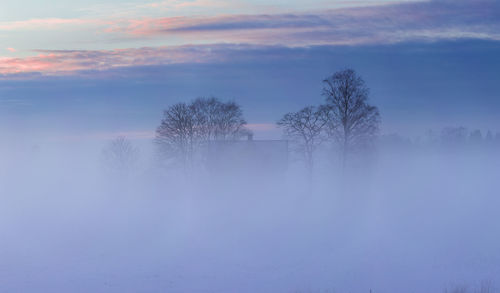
{"left": 322, "top": 69, "right": 380, "bottom": 167}
{"left": 277, "top": 105, "right": 331, "bottom": 176}
{"left": 102, "top": 136, "right": 139, "bottom": 174}
{"left": 155, "top": 102, "right": 197, "bottom": 167}
{"left": 191, "top": 97, "right": 248, "bottom": 141}
{"left": 155, "top": 97, "right": 250, "bottom": 169}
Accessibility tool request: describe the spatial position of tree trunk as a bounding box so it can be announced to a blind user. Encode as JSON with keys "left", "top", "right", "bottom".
{"left": 306, "top": 151, "right": 313, "bottom": 192}
{"left": 342, "top": 137, "right": 348, "bottom": 173}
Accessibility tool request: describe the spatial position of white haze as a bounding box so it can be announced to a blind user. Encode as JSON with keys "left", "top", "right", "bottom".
{"left": 0, "top": 134, "right": 499, "bottom": 293}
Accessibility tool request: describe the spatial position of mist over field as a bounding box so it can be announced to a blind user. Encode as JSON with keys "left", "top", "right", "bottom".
{"left": 0, "top": 130, "right": 499, "bottom": 293}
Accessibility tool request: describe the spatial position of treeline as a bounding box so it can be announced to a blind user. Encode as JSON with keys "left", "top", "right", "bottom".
{"left": 103, "top": 69, "right": 381, "bottom": 175}
{"left": 381, "top": 127, "right": 500, "bottom": 150}
{"left": 101, "top": 68, "right": 498, "bottom": 175}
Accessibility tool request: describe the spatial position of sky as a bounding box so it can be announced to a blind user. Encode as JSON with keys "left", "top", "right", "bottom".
{"left": 0, "top": 0, "right": 499, "bottom": 141}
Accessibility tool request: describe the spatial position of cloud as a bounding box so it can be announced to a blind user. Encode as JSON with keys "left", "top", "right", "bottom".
{"left": 0, "top": 44, "right": 252, "bottom": 76}
{"left": 1, "top": 0, "right": 499, "bottom": 77}
{"left": 0, "top": 98, "right": 34, "bottom": 107}
{"left": 142, "top": 0, "right": 225, "bottom": 10}
{"left": 118, "top": 14, "right": 331, "bottom": 35}
{"left": 2, "top": 0, "right": 498, "bottom": 47}
{"left": 54, "top": 125, "right": 277, "bottom": 143}
{"left": 6, "top": 48, "right": 16, "bottom": 52}
{"left": 3, "top": 43, "right": 359, "bottom": 77}
{"left": 55, "top": 125, "right": 278, "bottom": 142}
{"left": 0, "top": 18, "right": 99, "bottom": 31}
{"left": 60, "top": 130, "right": 156, "bottom": 142}
{"left": 106, "top": 0, "right": 500, "bottom": 45}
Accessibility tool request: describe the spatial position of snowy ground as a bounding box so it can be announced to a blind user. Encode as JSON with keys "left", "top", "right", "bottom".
{"left": 0, "top": 145, "right": 499, "bottom": 292}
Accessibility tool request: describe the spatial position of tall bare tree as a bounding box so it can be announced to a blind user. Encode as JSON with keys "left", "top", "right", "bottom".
{"left": 277, "top": 105, "right": 331, "bottom": 176}
{"left": 155, "top": 97, "right": 250, "bottom": 168}
{"left": 322, "top": 69, "right": 380, "bottom": 167}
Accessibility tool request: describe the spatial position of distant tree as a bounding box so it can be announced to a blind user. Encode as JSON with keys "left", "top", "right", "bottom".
{"left": 379, "top": 133, "right": 413, "bottom": 150}
{"left": 478, "top": 280, "right": 493, "bottom": 293}
{"left": 444, "top": 285, "right": 468, "bottom": 293}
{"left": 469, "top": 129, "right": 483, "bottom": 144}
{"left": 102, "top": 136, "right": 139, "bottom": 174}
{"left": 441, "top": 126, "right": 467, "bottom": 147}
{"left": 277, "top": 105, "right": 331, "bottom": 176}
{"left": 322, "top": 69, "right": 380, "bottom": 167}
{"left": 485, "top": 130, "right": 493, "bottom": 143}
{"left": 424, "top": 129, "right": 440, "bottom": 147}
{"left": 155, "top": 97, "right": 250, "bottom": 168}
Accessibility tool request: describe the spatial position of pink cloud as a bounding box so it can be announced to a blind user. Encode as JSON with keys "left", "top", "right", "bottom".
{"left": 143, "top": 0, "right": 223, "bottom": 9}
{"left": 6, "top": 47, "right": 16, "bottom": 52}
{"left": 103, "top": 16, "right": 191, "bottom": 35}
{"left": 0, "top": 53, "right": 82, "bottom": 74}
{"left": 0, "top": 44, "right": 237, "bottom": 76}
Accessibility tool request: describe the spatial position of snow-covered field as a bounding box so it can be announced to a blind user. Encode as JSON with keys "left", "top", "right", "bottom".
{"left": 0, "top": 142, "right": 499, "bottom": 292}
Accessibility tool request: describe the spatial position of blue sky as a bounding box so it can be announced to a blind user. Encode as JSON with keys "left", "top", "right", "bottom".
{"left": 0, "top": 0, "right": 499, "bottom": 140}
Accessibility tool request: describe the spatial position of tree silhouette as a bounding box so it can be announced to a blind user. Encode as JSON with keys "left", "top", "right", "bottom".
{"left": 102, "top": 136, "right": 139, "bottom": 175}
{"left": 277, "top": 105, "right": 331, "bottom": 177}
{"left": 155, "top": 102, "right": 197, "bottom": 168}
{"left": 155, "top": 97, "right": 250, "bottom": 169}
{"left": 322, "top": 69, "right": 380, "bottom": 167}
{"left": 191, "top": 97, "right": 249, "bottom": 141}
